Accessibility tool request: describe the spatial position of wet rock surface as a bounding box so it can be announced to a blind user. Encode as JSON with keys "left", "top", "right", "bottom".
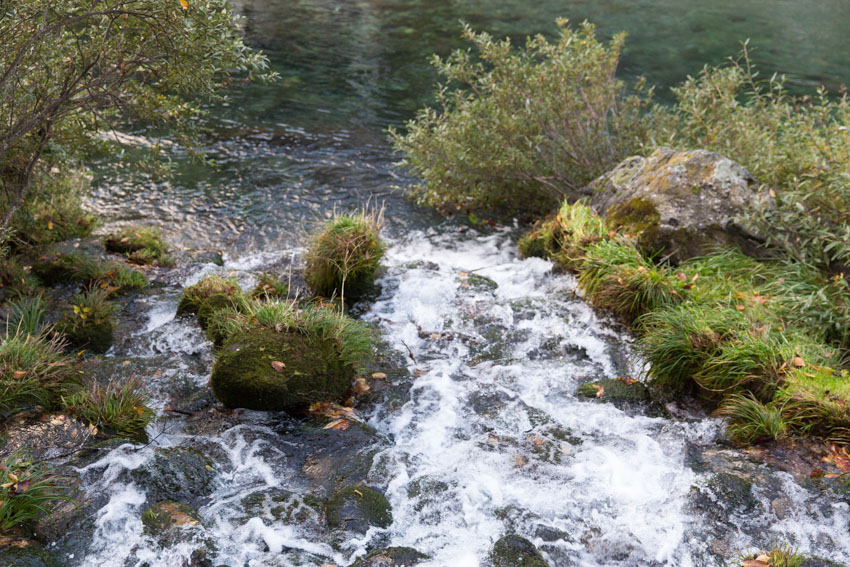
{"left": 489, "top": 535, "right": 549, "bottom": 567}
{"left": 588, "top": 147, "right": 775, "bottom": 263}
{"left": 325, "top": 485, "right": 393, "bottom": 533}
{"left": 131, "top": 446, "right": 216, "bottom": 505}
{"left": 350, "top": 546, "right": 428, "bottom": 566}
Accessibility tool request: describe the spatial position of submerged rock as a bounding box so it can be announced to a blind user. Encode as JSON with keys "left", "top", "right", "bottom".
{"left": 350, "top": 547, "right": 428, "bottom": 567}
{"left": 140, "top": 500, "right": 202, "bottom": 544}
{"left": 325, "top": 485, "right": 392, "bottom": 533}
{"left": 588, "top": 147, "right": 774, "bottom": 263}
{"left": 131, "top": 446, "right": 215, "bottom": 505}
{"left": 210, "top": 329, "right": 354, "bottom": 411}
{"left": 0, "top": 540, "right": 62, "bottom": 567}
{"left": 489, "top": 535, "right": 549, "bottom": 567}
{"left": 575, "top": 378, "right": 650, "bottom": 411}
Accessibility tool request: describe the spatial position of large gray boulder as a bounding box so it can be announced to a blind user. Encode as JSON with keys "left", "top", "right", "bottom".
{"left": 588, "top": 147, "right": 774, "bottom": 263}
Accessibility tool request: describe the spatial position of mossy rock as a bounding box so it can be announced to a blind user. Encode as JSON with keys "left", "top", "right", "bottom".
{"left": 576, "top": 378, "right": 650, "bottom": 409}
{"left": 177, "top": 276, "right": 241, "bottom": 316}
{"left": 130, "top": 446, "right": 215, "bottom": 505}
{"left": 56, "top": 319, "right": 114, "bottom": 354}
{"left": 350, "top": 547, "right": 428, "bottom": 567}
{"left": 210, "top": 328, "right": 354, "bottom": 411}
{"left": 196, "top": 293, "right": 242, "bottom": 330}
{"left": 141, "top": 500, "right": 201, "bottom": 539}
{"left": 104, "top": 227, "right": 169, "bottom": 266}
{"left": 489, "top": 535, "right": 549, "bottom": 567}
{"left": 459, "top": 273, "right": 498, "bottom": 292}
{"left": 325, "top": 485, "right": 392, "bottom": 533}
{"left": 251, "top": 273, "right": 289, "bottom": 299}
{"left": 0, "top": 541, "right": 62, "bottom": 567}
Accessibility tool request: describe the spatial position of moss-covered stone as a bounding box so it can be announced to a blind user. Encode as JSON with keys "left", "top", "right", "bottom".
{"left": 177, "top": 276, "right": 241, "bottom": 316}
{"left": 576, "top": 378, "right": 650, "bottom": 409}
{"left": 325, "top": 485, "right": 392, "bottom": 533}
{"left": 56, "top": 319, "right": 113, "bottom": 354}
{"left": 0, "top": 541, "right": 61, "bottom": 567}
{"left": 489, "top": 535, "right": 549, "bottom": 567}
{"left": 196, "top": 293, "right": 242, "bottom": 330}
{"left": 131, "top": 446, "right": 215, "bottom": 505}
{"left": 210, "top": 328, "right": 354, "bottom": 411}
{"left": 350, "top": 547, "right": 428, "bottom": 567}
{"left": 104, "top": 227, "right": 170, "bottom": 266}
{"left": 606, "top": 197, "right": 663, "bottom": 252}
{"left": 141, "top": 500, "right": 201, "bottom": 537}
{"left": 251, "top": 273, "right": 289, "bottom": 299}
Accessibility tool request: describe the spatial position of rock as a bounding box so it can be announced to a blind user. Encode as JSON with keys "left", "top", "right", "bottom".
{"left": 210, "top": 329, "right": 354, "bottom": 411}
{"left": 0, "top": 540, "right": 62, "bottom": 567}
{"left": 187, "top": 250, "right": 224, "bottom": 267}
{"left": 325, "top": 485, "right": 392, "bottom": 533}
{"left": 588, "top": 147, "right": 774, "bottom": 263}
{"left": 489, "top": 535, "right": 549, "bottom": 567}
{"left": 576, "top": 378, "right": 650, "bottom": 410}
{"left": 56, "top": 319, "right": 113, "bottom": 354}
{"left": 350, "top": 547, "right": 428, "bottom": 567}
{"left": 140, "top": 501, "right": 202, "bottom": 544}
{"left": 131, "top": 446, "right": 215, "bottom": 505}
{"left": 239, "top": 489, "right": 324, "bottom": 524}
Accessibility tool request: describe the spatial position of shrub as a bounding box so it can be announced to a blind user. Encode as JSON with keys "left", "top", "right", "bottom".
{"left": 304, "top": 209, "right": 385, "bottom": 305}
{"left": 391, "top": 19, "right": 654, "bottom": 217}
{"left": 0, "top": 330, "right": 73, "bottom": 418}
{"left": 105, "top": 227, "right": 172, "bottom": 266}
{"left": 62, "top": 377, "right": 154, "bottom": 442}
{"left": 0, "top": 453, "right": 68, "bottom": 534}
{"left": 55, "top": 287, "right": 116, "bottom": 353}
{"left": 657, "top": 46, "right": 850, "bottom": 271}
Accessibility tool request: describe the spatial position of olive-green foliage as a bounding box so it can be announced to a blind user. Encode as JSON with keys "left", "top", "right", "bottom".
{"left": 305, "top": 210, "right": 385, "bottom": 301}
{"left": 250, "top": 273, "right": 289, "bottom": 299}
{"left": 62, "top": 377, "right": 154, "bottom": 442}
{"left": 56, "top": 287, "right": 116, "bottom": 353}
{"left": 4, "top": 169, "right": 96, "bottom": 249}
{"left": 0, "top": 330, "right": 73, "bottom": 418}
{"left": 0, "top": 453, "right": 68, "bottom": 534}
{"left": 4, "top": 296, "right": 46, "bottom": 337}
{"left": 716, "top": 393, "right": 791, "bottom": 445}
{"left": 656, "top": 47, "right": 850, "bottom": 271}
{"left": 105, "top": 227, "right": 172, "bottom": 266}
{"left": 391, "top": 20, "right": 654, "bottom": 217}
{"left": 177, "top": 275, "right": 241, "bottom": 316}
{"left": 0, "top": 255, "right": 42, "bottom": 297}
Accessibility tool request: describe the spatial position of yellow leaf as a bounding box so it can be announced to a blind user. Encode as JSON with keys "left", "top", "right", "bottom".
{"left": 371, "top": 372, "right": 387, "bottom": 380}
{"left": 47, "top": 221, "right": 53, "bottom": 230}
{"left": 179, "top": 0, "right": 189, "bottom": 9}
{"left": 353, "top": 489, "right": 363, "bottom": 497}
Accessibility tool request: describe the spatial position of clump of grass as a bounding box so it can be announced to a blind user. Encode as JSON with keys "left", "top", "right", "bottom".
{"left": 0, "top": 453, "right": 69, "bottom": 534}
{"left": 250, "top": 273, "right": 289, "bottom": 299}
{"left": 104, "top": 227, "right": 173, "bottom": 267}
{"left": 738, "top": 544, "right": 806, "bottom": 567}
{"left": 4, "top": 296, "right": 46, "bottom": 337}
{"left": 305, "top": 208, "right": 386, "bottom": 306}
{"left": 716, "top": 393, "right": 791, "bottom": 445}
{"left": 62, "top": 377, "right": 154, "bottom": 443}
{"left": 0, "top": 330, "right": 73, "bottom": 419}
{"left": 579, "top": 238, "right": 685, "bottom": 324}
{"left": 518, "top": 201, "right": 609, "bottom": 269}
{"left": 177, "top": 275, "right": 242, "bottom": 316}
{"left": 30, "top": 251, "right": 147, "bottom": 293}
{"left": 55, "top": 287, "right": 116, "bottom": 354}
{"left": 775, "top": 366, "right": 850, "bottom": 443}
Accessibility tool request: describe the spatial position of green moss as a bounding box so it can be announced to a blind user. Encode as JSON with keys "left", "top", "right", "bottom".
{"left": 140, "top": 501, "right": 200, "bottom": 536}
{"left": 211, "top": 328, "right": 354, "bottom": 411}
{"left": 104, "top": 227, "right": 171, "bottom": 266}
{"left": 28, "top": 251, "right": 147, "bottom": 293}
{"left": 56, "top": 318, "right": 113, "bottom": 354}
{"left": 576, "top": 378, "right": 650, "bottom": 407}
{"left": 250, "top": 273, "right": 289, "bottom": 299}
{"left": 177, "top": 276, "right": 242, "bottom": 316}
{"left": 325, "top": 485, "right": 392, "bottom": 530}
{"left": 489, "top": 535, "right": 549, "bottom": 567}
{"left": 606, "top": 197, "right": 663, "bottom": 254}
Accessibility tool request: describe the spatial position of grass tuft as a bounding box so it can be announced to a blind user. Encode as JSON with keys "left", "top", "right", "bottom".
{"left": 62, "top": 377, "right": 154, "bottom": 443}
{"left": 0, "top": 453, "right": 69, "bottom": 534}
{"left": 104, "top": 227, "right": 172, "bottom": 267}
{"left": 0, "top": 329, "right": 73, "bottom": 419}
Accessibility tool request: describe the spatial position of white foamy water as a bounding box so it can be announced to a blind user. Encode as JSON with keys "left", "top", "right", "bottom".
{"left": 69, "top": 229, "right": 850, "bottom": 567}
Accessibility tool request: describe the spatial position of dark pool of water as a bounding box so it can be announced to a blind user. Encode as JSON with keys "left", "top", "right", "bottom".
{"left": 88, "top": 0, "right": 850, "bottom": 253}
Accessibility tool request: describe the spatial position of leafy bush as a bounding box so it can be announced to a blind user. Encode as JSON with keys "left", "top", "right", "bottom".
{"left": 62, "top": 378, "right": 154, "bottom": 442}
{"left": 0, "top": 453, "right": 68, "bottom": 534}
{"left": 305, "top": 209, "right": 386, "bottom": 305}
{"left": 656, "top": 46, "right": 850, "bottom": 271}
{"left": 391, "top": 19, "right": 654, "bottom": 217}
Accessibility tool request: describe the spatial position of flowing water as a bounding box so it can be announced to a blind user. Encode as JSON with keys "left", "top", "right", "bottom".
{"left": 71, "top": 1, "right": 850, "bottom": 565}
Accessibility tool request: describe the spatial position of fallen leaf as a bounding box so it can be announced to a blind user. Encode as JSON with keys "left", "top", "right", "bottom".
{"left": 323, "top": 419, "right": 350, "bottom": 431}
{"left": 271, "top": 360, "right": 286, "bottom": 373}
{"left": 122, "top": 360, "right": 131, "bottom": 366}
{"left": 769, "top": 188, "right": 777, "bottom": 199}
{"left": 792, "top": 356, "right": 806, "bottom": 368}
{"left": 430, "top": 333, "right": 441, "bottom": 340}
{"left": 595, "top": 385, "right": 605, "bottom": 398}
{"left": 741, "top": 560, "right": 768, "bottom": 567}
{"left": 514, "top": 455, "right": 528, "bottom": 467}
{"left": 352, "top": 377, "right": 370, "bottom": 396}
{"left": 371, "top": 372, "right": 387, "bottom": 380}
{"left": 153, "top": 370, "right": 163, "bottom": 378}
{"left": 353, "top": 489, "right": 363, "bottom": 497}
{"left": 810, "top": 468, "right": 825, "bottom": 478}
{"left": 736, "top": 305, "right": 746, "bottom": 311}
{"left": 755, "top": 555, "right": 771, "bottom": 563}
{"left": 618, "top": 376, "right": 638, "bottom": 385}
{"left": 531, "top": 437, "right": 544, "bottom": 446}
{"left": 12, "top": 371, "right": 27, "bottom": 379}
{"left": 179, "top": 0, "right": 189, "bottom": 9}
{"left": 676, "top": 272, "right": 687, "bottom": 282}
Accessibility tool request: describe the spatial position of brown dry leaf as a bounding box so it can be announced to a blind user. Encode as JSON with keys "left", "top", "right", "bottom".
{"left": 430, "top": 333, "right": 441, "bottom": 340}
{"left": 309, "top": 402, "right": 358, "bottom": 421}
{"left": 691, "top": 273, "right": 699, "bottom": 283}
{"left": 810, "top": 468, "right": 825, "bottom": 478}
{"left": 271, "top": 360, "right": 286, "bottom": 373}
{"left": 755, "top": 555, "right": 771, "bottom": 563}
{"left": 352, "top": 377, "right": 370, "bottom": 396}
{"left": 736, "top": 305, "right": 746, "bottom": 311}
{"left": 12, "top": 370, "right": 27, "bottom": 379}
{"left": 792, "top": 356, "right": 806, "bottom": 368}
{"left": 531, "top": 437, "right": 544, "bottom": 447}
{"left": 741, "top": 560, "right": 769, "bottom": 567}
{"left": 323, "top": 419, "right": 350, "bottom": 431}
{"left": 676, "top": 271, "right": 687, "bottom": 282}
{"left": 179, "top": 0, "right": 189, "bottom": 9}
{"left": 371, "top": 372, "right": 387, "bottom": 380}
{"left": 514, "top": 455, "right": 528, "bottom": 467}
{"left": 122, "top": 360, "right": 131, "bottom": 365}
{"left": 769, "top": 188, "right": 777, "bottom": 199}
{"left": 415, "top": 369, "right": 426, "bottom": 378}
{"left": 595, "top": 385, "right": 605, "bottom": 398}
{"left": 153, "top": 370, "right": 163, "bottom": 378}
{"left": 618, "top": 376, "right": 638, "bottom": 386}
{"left": 752, "top": 294, "right": 767, "bottom": 305}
